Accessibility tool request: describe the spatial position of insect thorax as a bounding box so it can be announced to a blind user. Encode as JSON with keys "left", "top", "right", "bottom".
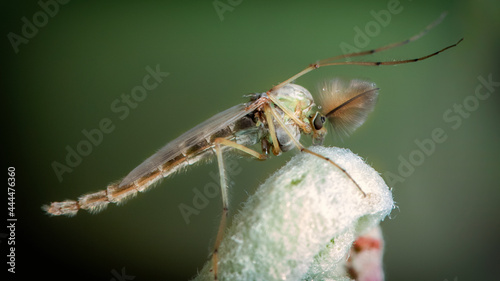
{"left": 270, "top": 84, "right": 316, "bottom": 152}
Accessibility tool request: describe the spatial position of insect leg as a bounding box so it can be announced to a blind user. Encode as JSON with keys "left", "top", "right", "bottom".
{"left": 268, "top": 13, "right": 461, "bottom": 93}
{"left": 318, "top": 12, "right": 449, "bottom": 64}
{"left": 211, "top": 138, "right": 266, "bottom": 280}
{"left": 265, "top": 103, "right": 367, "bottom": 196}
{"left": 263, "top": 103, "right": 283, "bottom": 155}
{"left": 266, "top": 94, "right": 312, "bottom": 134}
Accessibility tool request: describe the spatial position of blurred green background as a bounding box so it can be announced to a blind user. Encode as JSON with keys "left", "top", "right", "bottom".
{"left": 3, "top": 0, "right": 499, "bottom": 280}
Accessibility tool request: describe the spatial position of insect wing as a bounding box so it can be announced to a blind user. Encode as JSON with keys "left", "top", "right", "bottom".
{"left": 119, "top": 102, "right": 259, "bottom": 187}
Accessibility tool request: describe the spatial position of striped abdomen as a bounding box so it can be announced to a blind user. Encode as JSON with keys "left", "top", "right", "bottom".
{"left": 43, "top": 113, "right": 260, "bottom": 216}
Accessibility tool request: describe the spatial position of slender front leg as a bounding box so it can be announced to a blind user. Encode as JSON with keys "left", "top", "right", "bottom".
{"left": 265, "top": 103, "right": 367, "bottom": 196}
{"left": 266, "top": 94, "right": 311, "bottom": 134}
{"left": 266, "top": 13, "right": 461, "bottom": 94}
{"left": 263, "top": 103, "right": 282, "bottom": 156}
{"left": 211, "top": 138, "right": 266, "bottom": 280}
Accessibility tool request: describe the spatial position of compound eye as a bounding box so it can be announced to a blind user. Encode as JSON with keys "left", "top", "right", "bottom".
{"left": 313, "top": 113, "right": 326, "bottom": 130}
